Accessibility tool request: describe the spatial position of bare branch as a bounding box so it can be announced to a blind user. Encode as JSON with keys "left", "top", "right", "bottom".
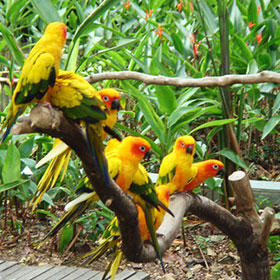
{"left": 85, "top": 70, "right": 280, "bottom": 87}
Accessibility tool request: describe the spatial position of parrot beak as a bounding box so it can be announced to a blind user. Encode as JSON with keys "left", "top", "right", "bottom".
{"left": 218, "top": 168, "right": 225, "bottom": 176}
{"left": 186, "top": 145, "right": 193, "bottom": 155}
{"left": 111, "top": 99, "right": 120, "bottom": 110}
{"left": 144, "top": 150, "right": 152, "bottom": 160}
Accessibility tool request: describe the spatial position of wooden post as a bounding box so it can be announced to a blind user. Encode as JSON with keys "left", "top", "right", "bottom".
{"left": 229, "top": 171, "right": 275, "bottom": 280}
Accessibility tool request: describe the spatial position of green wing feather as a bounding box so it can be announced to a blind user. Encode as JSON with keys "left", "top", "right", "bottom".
{"left": 142, "top": 205, "right": 165, "bottom": 273}
{"left": 129, "top": 164, "right": 174, "bottom": 217}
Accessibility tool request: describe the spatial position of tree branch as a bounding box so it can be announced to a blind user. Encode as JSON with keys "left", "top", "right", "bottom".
{"left": 85, "top": 70, "right": 280, "bottom": 87}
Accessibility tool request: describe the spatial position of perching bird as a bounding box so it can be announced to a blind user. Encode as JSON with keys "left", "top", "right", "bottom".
{"left": 156, "top": 135, "right": 197, "bottom": 194}
{"left": 39, "top": 136, "right": 152, "bottom": 243}
{"left": 30, "top": 85, "right": 121, "bottom": 211}
{"left": 106, "top": 136, "right": 151, "bottom": 193}
{"left": 1, "top": 22, "right": 67, "bottom": 142}
{"left": 105, "top": 139, "right": 173, "bottom": 216}
{"left": 78, "top": 184, "right": 171, "bottom": 279}
{"left": 183, "top": 159, "right": 224, "bottom": 192}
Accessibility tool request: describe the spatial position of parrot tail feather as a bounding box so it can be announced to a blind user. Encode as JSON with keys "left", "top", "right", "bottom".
{"left": 1, "top": 107, "right": 23, "bottom": 143}
{"left": 86, "top": 125, "right": 110, "bottom": 184}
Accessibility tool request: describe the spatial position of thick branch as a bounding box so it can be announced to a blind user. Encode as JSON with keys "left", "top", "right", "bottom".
{"left": 85, "top": 70, "right": 280, "bottom": 87}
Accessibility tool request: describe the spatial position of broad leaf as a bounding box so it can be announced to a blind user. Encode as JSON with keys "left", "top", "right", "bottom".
{"left": 189, "top": 119, "right": 237, "bottom": 134}
{"left": 31, "top": 0, "right": 61, "bottom": 23}
{"left": 155, "top": 85, "right": 177, "bottom": 115}
{"left": 216, "top": 148, "right": 248, "bottom": 171}
{"left": 2, "top": 142, "right": 21, "bottom": 184}
{"left": 0, "top": 180, "right": 28, "bottom": 193}
{"left": 262, "top": 115, "right": 280, "bottom": 139}
{"left": 0, "top": 23, "right": 24, "bottom": 66}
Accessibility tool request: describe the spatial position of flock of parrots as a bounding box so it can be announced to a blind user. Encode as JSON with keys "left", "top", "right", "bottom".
{"left": 0, "top": 22, "right": 225, "bottom": 279}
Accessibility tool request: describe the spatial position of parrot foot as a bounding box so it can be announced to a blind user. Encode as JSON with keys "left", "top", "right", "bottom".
{"left": 40, "top": 102, "right": 58, "bottom": 129}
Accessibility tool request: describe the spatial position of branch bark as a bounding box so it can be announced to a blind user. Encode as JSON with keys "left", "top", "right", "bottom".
{"left": 85, "top": 70, "right": 280, "bottom": 87}
{"left": 2, "top": 70, "right": 280, "bottom": 88}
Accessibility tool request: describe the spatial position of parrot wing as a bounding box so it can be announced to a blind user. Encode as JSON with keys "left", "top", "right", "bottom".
{"left": 14, "top": 52, "right": 56, "bottom": 104}
{"left": 129, "top": 164, "right": 174, "bottom": 217}
{"left": 156, "top": 153, "right": 177, "bottom": 186}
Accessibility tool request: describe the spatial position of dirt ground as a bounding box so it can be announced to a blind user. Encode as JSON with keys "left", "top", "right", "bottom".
{"left": 0, "top": 211, "right": 278, "bottom": 280}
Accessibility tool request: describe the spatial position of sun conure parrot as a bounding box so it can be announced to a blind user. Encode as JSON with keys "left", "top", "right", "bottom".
{"left": 183, "top": 159, "right": 224, "bottom": 192}
{"left": 39, "top": 136, "right": 152, "bottom": 244}
{"left": 30, "top": 88, "right": 121, "bottom": 211}
{"left": 48, "top": 70, "right": 120, "bottom": 185}
{"left": 156, "top": 135, "right": 197, "bottom": 194}
{"left": 1, "top": 22, "right": 67, "bottom": 142}
{"left": 77, "top": 184, "right": 171, "bottom": 279}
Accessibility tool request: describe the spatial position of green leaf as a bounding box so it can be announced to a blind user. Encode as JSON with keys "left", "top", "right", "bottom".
{"left": 6, "top": 0, "right": 27, "bottom": 24}
{"left": 189, "top": 119, "right": 237, "bottom": 135}
{"left": 154, "top": 85, "right": 177, "bottom": 115}
{"left": 168, "top": 106, "right": 201, "bottom": 128}
{"left": 234, "top": 35, "right": 253, "bottom": 61}
{"left": 36, "top": 209, "right": 58, "bottom": 221}
{"left": 0, "top": 55, "right": 9, "bottom": 66}
{"left": 262, "top": 115, "right": 280, "bottom": 139}
{"left": 66, "top": 0, "right": 119, "bottom": 69}
{"left": 171, "top": 33, "right": 184, "bottom": 55}
{"left": 272, "top": 93, "right": 280, "bottom": 115}
{"left": 121, "top": 82, "right": 166, "bottom": 146}
{"left": 196, "top": 0, "right": 219, "bottom": 35}
{"left": 216, "top": 148, "right": 248, "bottom": 171}
{"left": 60, "top": 224, "right": 74, "bottom": 253}
{"left": 271, "top": 261, "right": 280, "bottom": 280}
{"left": 0, "top": 23, "right": 24, "bottom": 66}
{"left": 0, "top": 180, "right": 28, "bottom": 193}
{"left": 2, "top": 142, "right": 21, "bottom": 184}
{"left": 19, "top": 136, "right": 34, "bottom": 158}
{"left": 248, "top": 0, "right": 258, "bottom": 25}
{"left": 246, "top": 59, "right": 258, "bottom": 74}
{"left": 30, "top": 0, "right": 61, "bottom": 23}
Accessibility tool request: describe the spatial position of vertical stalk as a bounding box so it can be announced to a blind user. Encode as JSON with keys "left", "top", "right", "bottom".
{"left": 236, "top": 89, "right": 245, "bottom": 144}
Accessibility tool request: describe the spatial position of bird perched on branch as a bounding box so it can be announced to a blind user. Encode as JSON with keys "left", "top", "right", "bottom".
{"left": 183, "top": 159, "right": 224, "bottom": 192}
{"left": 30, "top": 85, "right": 121, "bottom": 211}
{"left": 78, "top": 184, "right": 172, "bottom": 279}
{"left": 39, "top": 136, "right": 152, "bottom": 243}
{"left": 156, "top": 135, "right": 197, "bottom": 194}
{"left": 1, "top": 22, "right": 67, "bottom": 142}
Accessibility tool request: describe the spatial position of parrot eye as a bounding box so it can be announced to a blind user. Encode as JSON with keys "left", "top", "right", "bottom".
{"left": 139, "top": 146, "right": 147, "bottom": 152}
{"left": 180, "top": 141, "right": 185, "bottom": 148}
{"left": 213, "top": 164, "right": 219, "bottom": 170}
{"left": 102, "top": 96, "right": 110, "bottom": 102}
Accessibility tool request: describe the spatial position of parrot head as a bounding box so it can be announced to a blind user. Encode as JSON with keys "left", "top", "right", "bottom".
{"left": 203, "top": 159, "right": 225, "bottom": 177}
{"left": 98, "top": 89, "right": 121, "bottom": 111}
{"left": 121, "top": 136, "right": 151, "bottom": 162}
{"left": 45, "top": 22, "right": 67, "bottom": 44}
{"left": 175, "top": 135, "right": 195, "bottom": 156}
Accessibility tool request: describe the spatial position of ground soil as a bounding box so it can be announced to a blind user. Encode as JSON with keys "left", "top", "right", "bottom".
{"left": 0, "top": 210, "right": 279, "bottom": 280}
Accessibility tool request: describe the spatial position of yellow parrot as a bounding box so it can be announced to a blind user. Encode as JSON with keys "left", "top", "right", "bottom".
{"left": 30, "top": 85, "right": 121, "bottom": 211}
{"left": 156, "top": 135, "right": 197, "bottom": 194}
{"left": 1, "top": 22, "right": 67, "bottom": 142}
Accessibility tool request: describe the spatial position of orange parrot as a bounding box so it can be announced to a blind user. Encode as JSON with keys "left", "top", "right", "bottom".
{"left": 1, "top": 22, "right": 67, "bottom": 142}
{"left": 183, "top": 159, "right": 224, "bottom": 192}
